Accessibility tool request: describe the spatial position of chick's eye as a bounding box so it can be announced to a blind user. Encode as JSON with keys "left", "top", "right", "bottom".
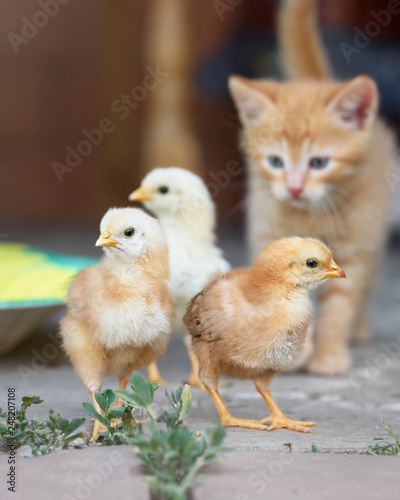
{"left": 309, "top": 157, "right": 330, "bottom": 169}
{"left": 158, "top": 186, "right": 169, "bottom": 194}
{"left": 268, "top": 156, "right": 284, "bottom": 168}
{"left": 306, "top": 259, "right": 318, "bottom": 268}
{"left": 124, "top": 228, "right": 135, "bottom": 238}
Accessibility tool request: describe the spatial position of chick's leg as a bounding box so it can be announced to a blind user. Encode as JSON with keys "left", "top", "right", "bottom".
{"left": 70, "top": 350, "right": 107, "bottom": 442}
{"left": 185, "top": 341, "right": 206, "bottom": 390}
{"left": 206, "top": 385, "right": 267, "bottom": 430}
{"left": 253, "top": 373, "right": 314, "bottom": 433}
{"left": 111, "top": 375, "right": 130, "bottom": 408}
{"left": 183, "top": 336, "right": 228, "bottom": 390}
{"left": 90, "top": 390, "right": 108, "bottom": 442}
{"left": 109, "top": 375, "right": 131, "bottom": 429}
{"left": 147, "top": 361, "right": 170, "bottom": 386}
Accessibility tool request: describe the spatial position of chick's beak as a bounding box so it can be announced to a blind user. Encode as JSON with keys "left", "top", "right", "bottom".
{"left": 95, "top": 225, "right": 119, "bottom": 248}
{"left": 128, "top": 186, "right": 153, "bottom": 202}
{"left": 323, "top": 260, "right": 346, "bottom": 279}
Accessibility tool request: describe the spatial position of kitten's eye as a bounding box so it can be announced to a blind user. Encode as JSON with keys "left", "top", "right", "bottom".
{"left": 306, "top": 259, "right": 318, "bottom": 268}
{"left": 267, "top": 156, "right": 284, "bottom": 168}
{"left": 158, "top": 186, "right": 169, "bottom": 194}
{"left": 309, "top": 157, "right": 330, "bottom": 169}
{"left": 124, "top": 228, "right": 135, "bottom": 238}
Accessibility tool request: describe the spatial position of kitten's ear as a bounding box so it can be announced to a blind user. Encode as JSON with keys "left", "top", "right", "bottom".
{"left": 228, "top": 76, "right": 276, "bottom": 125}
{"left": 327, "top": 76, "right": 378, "bottom": 130}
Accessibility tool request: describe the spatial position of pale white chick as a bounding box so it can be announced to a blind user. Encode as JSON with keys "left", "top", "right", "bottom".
{"left": 129, "top": 167, "right": 230, "bottom": 388}
{"left": 60, "top": 207, "right": 173, "bottom": 442}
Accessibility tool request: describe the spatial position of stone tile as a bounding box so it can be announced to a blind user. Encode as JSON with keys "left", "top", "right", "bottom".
{"left": 1, "top": 446, "right": 149, "bottom": 500}
{"left": 193, "top": 451, "right": 400, "bottom": 500}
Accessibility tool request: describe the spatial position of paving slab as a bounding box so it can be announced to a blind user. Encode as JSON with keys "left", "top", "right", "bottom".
{"left": 1, "top": 446, "right": 149, "bottom": 500}
{"left": 1, "top": 449, "right": 399, "bottom": 500}
{"left": 193, "top": 451, "right": 400, "bottom": 500}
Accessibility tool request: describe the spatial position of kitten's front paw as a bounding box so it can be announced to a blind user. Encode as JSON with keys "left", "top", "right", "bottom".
{"left": 306, "top": 350, "right": 351, "bottom": 375}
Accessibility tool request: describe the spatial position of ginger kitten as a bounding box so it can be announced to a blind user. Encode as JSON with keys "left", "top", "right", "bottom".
{"left": 229, "top": 0, "right": 396, "bottom": 374}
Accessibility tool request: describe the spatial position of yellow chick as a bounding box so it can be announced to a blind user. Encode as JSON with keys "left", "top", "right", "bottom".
{"left": 129, "top": 167, "right": 230, "bottom": 388}
{"left": 184, "top": 237, "right": 345, "bottom": 433}
{"left": 60, "top": 208, "right": 173, "bottom": 441}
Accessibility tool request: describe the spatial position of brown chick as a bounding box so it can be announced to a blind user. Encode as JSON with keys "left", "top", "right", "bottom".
{"left": 183, "top": 237, "right": 345, "bottom": 433}
{"left": 60, "top": 208, "right": 173, "bottom": 442}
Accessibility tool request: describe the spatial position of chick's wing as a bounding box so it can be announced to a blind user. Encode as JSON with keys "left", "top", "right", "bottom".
{"left": 183, "top": 274, "right": 225, "bottom": 343}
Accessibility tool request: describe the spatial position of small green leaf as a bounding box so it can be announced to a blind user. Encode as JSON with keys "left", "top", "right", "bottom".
{"left": 163, "top": 449, "right": 180, "bottom": 460}
{"left": 103, "top": 389, "right": 117, "bottom": 407}
{"left": 190, "top": 438, "right": 206, "bottom": 458}
{"left": 58, "top": 416, "right": 70, "bottom": 433}
{"left": 165, "top": 390, "right": 173, "bottom": 406}
{"left": 95, "top": 392, "right": 109, "bottom": 412}
{"left": 82, "top": 402, "right": 107, "bottom": 426}
{"left": 145, "top": 475, "right": 162, "bottom": 490}
{"left": 207, "top": 423, "right": 226, "bottom": 448}
{"left": 180, "top": 385, "right": 192, "bottom": 420}
{"left": 108, "top": 406, "right": 126, "bottom": 421}
{"left": 61, "top": 432, "right": 86, "bottom": 448}
{"left": 66, "top": 418, "right": 85, "bottom": 435}
{"left": 22, "top": 395, "right": 43, "bottom": 404}
{"left": 115, "top": 390, "right": 144, "bottom": 408}
{"left": 149, "top": 381, "right": 160, "bottom": 394}
{"left": 0, "top": 423, "right": 9, "bottom": 434}
{"left": 130, "top": 372, "right": 153, "bottom": 407}
{"left": 97, "top": 429, "right": 110, "bottom": 438}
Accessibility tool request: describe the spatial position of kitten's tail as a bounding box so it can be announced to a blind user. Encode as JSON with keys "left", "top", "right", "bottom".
{"left": 278, "top": 0, "right": 330, "bottom": 79}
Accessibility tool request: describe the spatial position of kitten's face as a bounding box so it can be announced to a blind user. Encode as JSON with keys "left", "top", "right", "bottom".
{"left": 229, "top": 76, "right": 378, "bottom": 209}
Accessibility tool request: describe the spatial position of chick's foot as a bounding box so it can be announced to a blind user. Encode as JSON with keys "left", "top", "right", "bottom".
{"left": 90, "top": 419, "right": 108, "bottom": 442}
{"left": 205, "top": 385, "right": 267, "bottom": 430}
{"left": 222, "top": 415, "right": 267, "bottom": 430}
{"left": 258, "top": 414, "right": 315, "bottom": 433}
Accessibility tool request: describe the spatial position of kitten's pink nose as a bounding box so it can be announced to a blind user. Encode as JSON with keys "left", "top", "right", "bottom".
{"left": 287, "top": 185, "right": 303, "bottom": 198}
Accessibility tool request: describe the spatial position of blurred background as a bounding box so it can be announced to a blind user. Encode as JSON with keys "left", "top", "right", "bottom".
{"left": 1, "top": 0, "right": 400, "bottom": 248}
